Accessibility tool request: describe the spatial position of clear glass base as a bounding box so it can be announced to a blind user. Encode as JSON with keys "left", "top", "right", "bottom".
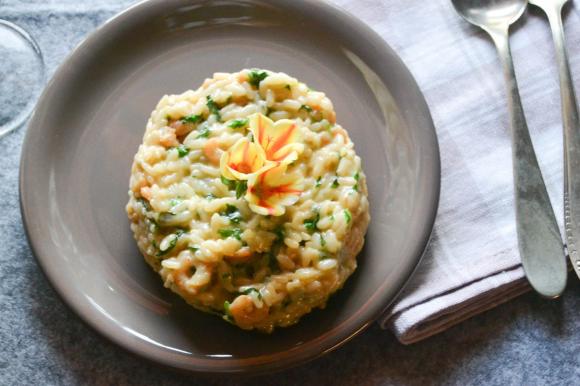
{"left": 0, "top": 20, "right": 45, "bottom": 138}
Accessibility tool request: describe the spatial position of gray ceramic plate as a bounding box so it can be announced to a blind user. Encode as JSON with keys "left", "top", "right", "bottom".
{"left": 20, "top": 0, "right": 439, "bottom": 374}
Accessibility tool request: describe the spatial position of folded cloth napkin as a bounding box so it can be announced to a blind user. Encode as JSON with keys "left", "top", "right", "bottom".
{"left": 331, "top": 0, "right": 580, "bottom": 343}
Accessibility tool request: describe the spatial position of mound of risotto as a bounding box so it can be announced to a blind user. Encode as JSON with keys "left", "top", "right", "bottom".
{"left": 126, "top": 69, "right": 370, "bottom": 332}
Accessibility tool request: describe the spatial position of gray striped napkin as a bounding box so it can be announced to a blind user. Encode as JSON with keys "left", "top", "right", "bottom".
{"left": 331, "top": 0, "right": 580, "bottom": 343}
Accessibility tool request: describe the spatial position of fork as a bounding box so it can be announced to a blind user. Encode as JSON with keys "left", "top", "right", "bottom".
{"left": 530, "top": 0, "right": 580, "bottom": 279}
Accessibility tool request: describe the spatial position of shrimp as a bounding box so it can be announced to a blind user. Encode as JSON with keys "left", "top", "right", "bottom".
{"left": 224, "top": 247, "right": 252, "bottom": 263}
{"left": 140, "top": 186, "right": 152, "bottom": 201}
{"left": 203, "top": 137, "right": 223, "bottom": 165}
{"left": 169, "top": 120, "right": 192, "bottom": 137}
{"left": 229, "top": 295, "right": 269, "bottom": 329}
{"left": 159, "top": 127, "right": 179, "bottom": 148}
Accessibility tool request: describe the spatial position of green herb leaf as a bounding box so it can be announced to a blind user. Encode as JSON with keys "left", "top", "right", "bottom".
{"left": 168, "top": 198, "right": 183, "bottom": 213}
{"left": 224, "top": 301, "right": 231, "bottom": 316}
{"left": 300, "top": 104, "right": 313, "bottom": 113}
{"left": 228, "top": 118, "right": 249, "bottom": 129}
{"left": 248, "top": 70, "right": 268, "bottom": 87}
{"left": 187, "top": 246, "right": 199, "bottom": 253}
{"left": 221, "top": 204, "right": 243, "bottom": 224}
{"left": 353, "top": 172, "right": 360, "bottom": 192}
{"left": 137, "top": 197, "right": 152, "bottom": 211}
{"left": 320, "top": 233, "right": 326, "bottom": 247}
{"left": 218, "top": 228, "right": 243, "bottom": 241}
{"left": 331, "top": 178, "right": 339, "bottom": 188}
{"left": 196, "top": 125, "right": 210, "bottom": 139}
{"left": 220, "top": 175, "right": 236, "bottom": 189}
{"left": 344, "top": 209, "right": 352, "bottom": 224}
{"left": 181, "top": 114, "right": 202, "bottom": 124}
{"left": 206, "top": 96, "right": 221, "bottom": 121}
{"left": 304, "top": 212, "right": 320, "bottom": 232}
{"left": 273, "top": 226, "right": 285, "bottom": 242}
{"left": 240, "top": 287, "right": 262, "bottom": 299}
{"left": 315, "top": 177, "right": 322, "bottom": 188}
{"left": 147, "top": 218, "right": 159, "bottom": 233}
{"left": 235, "top": 180, "right": 247, "bottom": 199}
{"left": 223, "top": 204, "right": 238, "bottom": 214}
{"left": 156, "top": 230, "right": 184, "bottom": 257}
{"left": 174, "top": 145, "right": 189, "bottom": 158}
{"left": 220, "top": 176, "right": 247, "bottom": 199}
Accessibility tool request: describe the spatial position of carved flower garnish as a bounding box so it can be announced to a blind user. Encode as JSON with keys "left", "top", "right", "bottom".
{"left": 249, "top": 113, "right": 304, "bottom": 164}
{"left": 245, "top": 163, "right": 303, "bottom": 216}
{"left": 220, "top": 138, "right": 272, "bottom": 180}
{"left": 219, "top": 113, "right": 304, "bottom": 216}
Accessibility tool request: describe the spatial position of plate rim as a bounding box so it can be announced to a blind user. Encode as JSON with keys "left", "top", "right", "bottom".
{"left": 19, "top": 0, "right": 440, "bottom": 374}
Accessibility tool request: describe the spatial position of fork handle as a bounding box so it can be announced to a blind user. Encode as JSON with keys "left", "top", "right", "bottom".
{"left": 542, "top": 5, "right": 580, "bottom": 280}
{"left": 488, "top": 27, "right": 567, "bottom": 297}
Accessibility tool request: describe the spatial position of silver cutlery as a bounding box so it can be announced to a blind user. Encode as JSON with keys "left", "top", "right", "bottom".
{"left": 530, "top": 0, "right": 580, "bottom": 280}
{"left": 451, "top": 0, "right": 568, "bottom": 297}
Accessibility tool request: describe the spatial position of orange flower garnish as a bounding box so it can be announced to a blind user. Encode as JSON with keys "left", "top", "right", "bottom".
{"left": 245, "top": 163, "right": 303, "bottom": 216}
{"left": 249, "top": 113, "right": 304, "bottom": 164}
{"left": 220, "top": 138, "right": 272, "bottom": 180}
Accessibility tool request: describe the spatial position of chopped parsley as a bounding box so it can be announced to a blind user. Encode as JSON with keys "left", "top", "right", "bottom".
{"left": 353, "top": 172, "right": 360, "bottom": 192}
{"left": 344, "top": 209, "right": 352, "bottom": 224}
{"left": 240, "top": 287, "right": 262, "bottom": 299}
{"left": 169, "top": 198, "right": 182, "bottom": 211}
{"left": 273, "top": 226, "right": 285, "bottom": 242}
{"left": 228, "top": 118, "right": 249, "bottom": 129}
{"left": 320, "top": 233, "right": 326, "bottom": 247}
{"left": 235, "top": 180, "right": 247, "bottom": 199}
{"left": 156, "top": 230, "right": 184, "bottom": 257}
{"left": 221, "top": 175, "right": 236, "bottom": 189}
{"left": 147, "top": 218, "right": 159, "bottom": 233}
{"left": 206, "top": 96, "right": 221, "bottom": 121}
{"left": 175, "top": 145, "right": 189, "bottom": 158}
{"left": 187, "top": 246, "right": 199, "bottom": 253}
{"left": 315, "top": 177, "right": 322, "bottom": 188}
{"left": 248, "top": 70, "right": 268, "bottom": 87}
{"left": 331, "top": 178, "right": 339, "bottom": 188}
{"left": 224, "top": 300, "right": 232, "bottom": 316}
{"left": 304, "top": 212, "right": 320, "bottom": 232}
{"left": 300, "top": 104, "right": 313, "bottom": 113}
{"left": 221, "top": 204, "right": 243, "bottom": 224}
{"left": 181, "top": 114, "right": 202, "bottom": 124}
{"left": 220, "top": 176, "right": 247, "bottom": 199}
{"left": 137, "top": 197, "right": 151, "bottom": 211}
{"left": 196, "top": 124, "right": 210, "bottom": 139}
{"left": 218, "top": 228, "right": 243, "bottom": 241}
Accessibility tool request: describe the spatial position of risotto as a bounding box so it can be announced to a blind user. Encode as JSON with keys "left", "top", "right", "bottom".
{"left": 126, "top": 69, "right": 370, "bottom": 332}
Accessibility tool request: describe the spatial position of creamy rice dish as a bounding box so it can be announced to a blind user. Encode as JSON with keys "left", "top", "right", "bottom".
{"left": 126, "top": 69, "right": 370, "bottom": 332}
